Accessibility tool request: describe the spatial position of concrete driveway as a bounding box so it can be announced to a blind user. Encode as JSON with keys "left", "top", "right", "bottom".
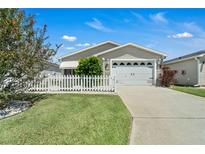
{"left": 117, "top": 86, "right": 205, "bottom": 144}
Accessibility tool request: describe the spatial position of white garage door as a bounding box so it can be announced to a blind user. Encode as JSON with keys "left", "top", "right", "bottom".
{"left": 112, "top": 61, "right": 154, "bottom": 85}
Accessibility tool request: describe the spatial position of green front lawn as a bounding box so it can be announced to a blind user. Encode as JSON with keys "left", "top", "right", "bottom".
{"left": 171, "top": 86, "right": 205, "bottom": 98}
{"left": 0, "top": 94, "right": 131, "bottom": 144}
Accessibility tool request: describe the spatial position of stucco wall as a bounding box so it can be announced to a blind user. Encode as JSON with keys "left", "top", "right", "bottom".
{"left": 98, "top": 45, "right": 163, "bottom": 60}
{"left": 199, "top": 58, "right": 205, "bottom": 86}
{"left": 166, "top": 59, "right": 198, "bottom": 86}
{"left": 61, "top": 43, "right": 118, "bottom": 61}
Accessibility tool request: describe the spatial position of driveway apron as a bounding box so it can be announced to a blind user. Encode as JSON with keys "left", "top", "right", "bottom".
{"left": 117, "top": 86, "right": 205, "bottom": 144}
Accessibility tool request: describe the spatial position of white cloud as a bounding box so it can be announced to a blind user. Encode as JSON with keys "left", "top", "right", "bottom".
{"left": 75, "top": 43, "right": 90, "bottom": 47}
{"left": 62, "top": 35, "right": 77, "bottom": 41}
{"left": 132, "top": 12, "right": 146, "bottom": 22}
{"left": 168, "top": 32, "right": 193, "bottom": 39}
{"left": 183, "top": 22, "right": 202, "bottom": 32}
{"left": 150, "top": 12, "right": 168, "bottom": 24}
{"left": 183, "top": 22, "right": 205, "bottom": 37}
{"left": 65, "top": 47, "right": 75, "bottom": 50}
{"left": 86, "top": 18, "right": 113, "bottom": 32}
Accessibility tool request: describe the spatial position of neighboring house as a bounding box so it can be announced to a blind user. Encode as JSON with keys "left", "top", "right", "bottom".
{"left": 59, "top": 41, "right": 166, "bottom": 86}
{"left": 164, "top": 51, "right": 205, "bottom": 86}
{"left": 41, "top": 61, "right": 61, "bottom": 76}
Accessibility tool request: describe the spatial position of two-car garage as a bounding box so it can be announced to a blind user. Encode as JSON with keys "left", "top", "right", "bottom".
{"left": 111, "top": 59, "right": 156, "bottom": 86}
{"left": 94, "top": 43, "right": 166, "bottom": 86}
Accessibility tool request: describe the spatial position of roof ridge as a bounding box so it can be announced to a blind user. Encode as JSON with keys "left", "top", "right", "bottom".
{"left": 58, "top": 40, "right": 120, "bottom": 60}
{"left": 165, "top": 50, "right": 205, "bottom": 63}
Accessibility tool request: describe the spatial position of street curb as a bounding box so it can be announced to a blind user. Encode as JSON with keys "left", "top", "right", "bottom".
{"left": 128, "top": 116, "right": 135, "bottom": 145}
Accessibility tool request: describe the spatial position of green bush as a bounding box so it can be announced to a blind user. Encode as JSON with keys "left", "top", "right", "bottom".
{"left": 0, "top": 99, "right": 7, "bottom": 109}
{"left": 0, "top": 92, "right": 12, "bottom": 109}
{"left": 75, "top": 56, "right": 103, "bottom": 76}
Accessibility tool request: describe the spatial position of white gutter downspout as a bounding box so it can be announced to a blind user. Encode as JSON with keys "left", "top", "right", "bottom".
{"left": 153, "top": 59, "right": 157, "bottom": 85}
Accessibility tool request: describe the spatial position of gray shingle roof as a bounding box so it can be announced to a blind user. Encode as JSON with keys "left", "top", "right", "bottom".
{"left": 165, "top": 50, "right": 205, "bottom": 63}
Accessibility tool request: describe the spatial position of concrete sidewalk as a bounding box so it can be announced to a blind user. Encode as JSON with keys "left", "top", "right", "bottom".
{"left": 117, "top": 86, "right": 205, "bottom": 144}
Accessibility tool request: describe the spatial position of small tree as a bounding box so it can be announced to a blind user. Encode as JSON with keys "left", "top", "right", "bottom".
{"left": 0, "top": 9, "right": 60, "bottom": 94}
{"left": 75, "top": 56, "right": 103, "bottom": 76}
{"left": 159, "top": 66, "right": 177, "bottom": 87}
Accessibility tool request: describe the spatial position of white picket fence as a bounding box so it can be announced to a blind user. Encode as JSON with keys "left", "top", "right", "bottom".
{"left": 28, "top": 75, "right": 116, "bottom": 93}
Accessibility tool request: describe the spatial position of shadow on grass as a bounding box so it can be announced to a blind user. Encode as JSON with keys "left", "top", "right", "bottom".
{"left": 13, "top": 93, "right": 48, "bottom": 103}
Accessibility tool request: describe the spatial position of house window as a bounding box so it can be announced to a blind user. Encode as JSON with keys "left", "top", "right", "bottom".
{"left": 64, "top": 69, "right": 74, "bottom": 75}
{"left": 134, "top": 62, "right": 138, "bottom": 66}
{"left": 120, "top": 62, "right": 125, "bottom": 65}
{"left": 140, "top": 62, "right": 145, "bottom": 66}
{"left": 147, "top": 62, "right": 152, "bottom": 66}
{"left": 127, "top": 62, "right": 131, "bottom": 66}
{"left": 113, "top": 62, "right": 118, "bottom": 66}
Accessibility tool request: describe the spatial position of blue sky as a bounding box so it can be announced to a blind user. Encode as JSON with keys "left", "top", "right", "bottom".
{"left": 24, "top": 9, "right": 205, "bottom": 62}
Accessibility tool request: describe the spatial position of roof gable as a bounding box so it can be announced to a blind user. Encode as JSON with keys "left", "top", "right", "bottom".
{"left": 95, "top": 43, "right": 167, "bottom": 57}
{"left": 116, "top": 54, "right": 138, "bottom": 59}
{"left": 58, "top": 40, "right": 119, "bottom": 60}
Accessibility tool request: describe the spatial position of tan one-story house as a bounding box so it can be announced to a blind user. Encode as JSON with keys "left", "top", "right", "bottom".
{"left": 164, "top": 51, "right": 205, "bottom": 86}
{"left": 58, "top": 41, "right": 166, "bottom": 86}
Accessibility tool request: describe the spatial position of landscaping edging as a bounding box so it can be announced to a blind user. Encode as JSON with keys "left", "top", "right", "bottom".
{"left": 0, "top": 100, "right": 32, "bottom": 120}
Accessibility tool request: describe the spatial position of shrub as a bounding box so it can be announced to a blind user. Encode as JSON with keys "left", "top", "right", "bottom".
{"left": 0, "top": 92, "right": 47, "bottom": 109}
{"left": 159, "top": 66, "right": 177, "bottom": 87}
{"left": 75, "top": 56, "right": 103, "bottom": 76}
{"left": 0, "top": 99, "right": 7, "bottom": 109}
